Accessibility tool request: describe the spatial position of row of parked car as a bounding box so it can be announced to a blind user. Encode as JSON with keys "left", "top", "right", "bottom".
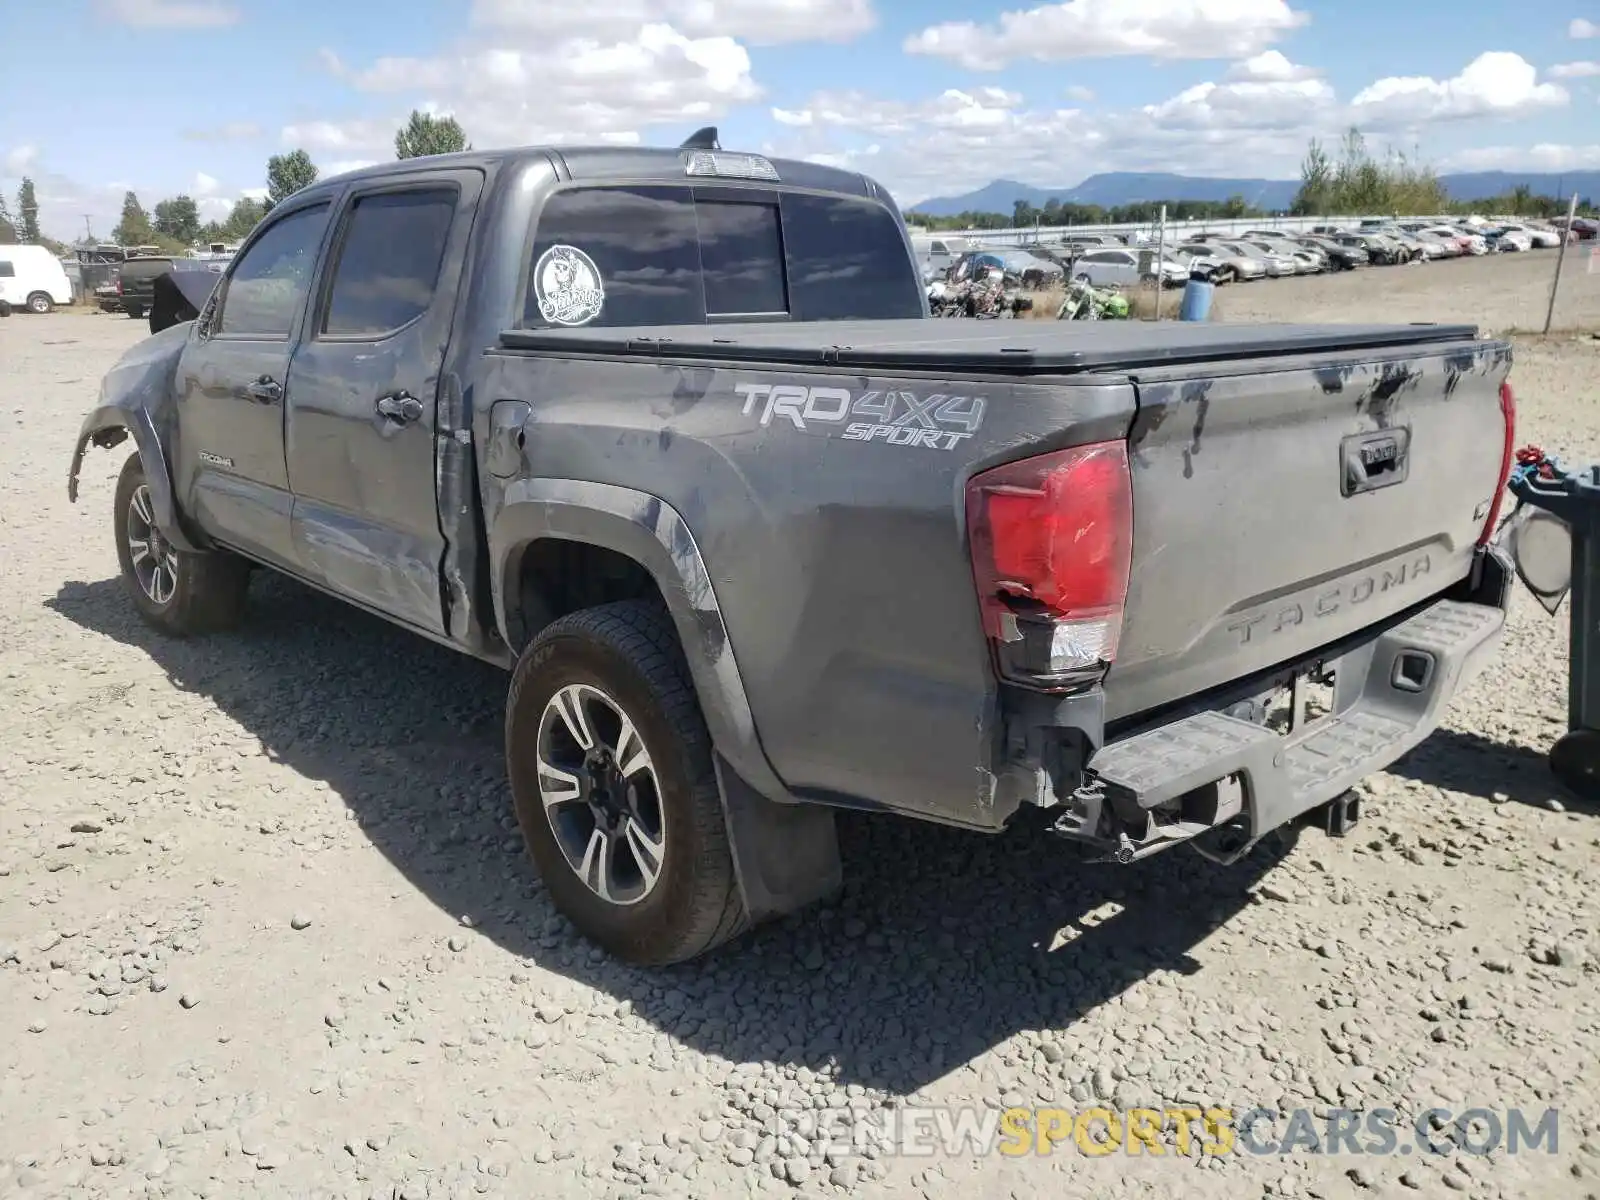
{"left": 918, "top": 216, "right": 1578, "bottom": 294}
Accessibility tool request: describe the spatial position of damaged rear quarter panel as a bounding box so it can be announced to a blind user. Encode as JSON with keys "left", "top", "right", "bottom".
{"left": 67, "top": 321, "right": 199, "bottom": 551}
{"left": 479, "top": 349, "right": 1134, "bottom": 830}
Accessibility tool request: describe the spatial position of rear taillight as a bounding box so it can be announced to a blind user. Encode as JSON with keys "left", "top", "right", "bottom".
{"left": 966, "top": 441, "right": 1133, "bottom": 689}
{"left": 1478, "top": 379, "right": 1517, "bottom": 545}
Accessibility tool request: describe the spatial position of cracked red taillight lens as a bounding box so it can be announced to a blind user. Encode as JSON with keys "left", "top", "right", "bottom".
{"left": 966, "top": 441, "right": 1133, "bottom": 690}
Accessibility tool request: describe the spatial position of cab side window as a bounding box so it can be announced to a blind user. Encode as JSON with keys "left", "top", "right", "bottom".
{"left": 215, "top": 203, "right": 331, "bottom": 339}
{"left": 321, "top": 189, "right": 457, "bottom": 337}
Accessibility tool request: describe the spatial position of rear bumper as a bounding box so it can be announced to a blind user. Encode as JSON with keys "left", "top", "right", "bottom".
{"left": 1061, "top": 592, "right": 1505, "bottom": 862}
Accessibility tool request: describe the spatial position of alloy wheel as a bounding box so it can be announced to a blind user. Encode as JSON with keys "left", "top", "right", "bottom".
{"left": 126, "top": 484, "right": 179, "bottom": 606}
{"left": 535, "top": 683, "right": 667, "bottom": 906}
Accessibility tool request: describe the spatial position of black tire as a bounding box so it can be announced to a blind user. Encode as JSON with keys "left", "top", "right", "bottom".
{"left": 1550, "top": 729, "right": 1600, "bottom": 803}
{"left": 1215, "top": 267, "right": 1235, "bottom": 285}
{"left": 126, "top": 304, "right": 145, "bottom": 320}
{"left": 505, "top": 599, "right": 747, "bottom": 965}
{"left": 113, "top": 453, "right": 250, "bottom": 636}
{"left": 26, "top": 292, "right": 52, "bottom": 314}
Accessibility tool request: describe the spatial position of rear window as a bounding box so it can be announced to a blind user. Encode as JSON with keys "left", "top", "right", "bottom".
{"left": 0, "top": 261, "right": 13, "bottom": 278}
{"left": 523, "top": 185, "right": 921, "bottom": 327}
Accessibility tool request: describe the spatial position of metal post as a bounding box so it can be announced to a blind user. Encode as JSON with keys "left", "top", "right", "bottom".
{"left": 1154, "top": 204, "right": 1167, "bottom": 321}
{"left": 1543, "top": 192, "right": 1580, "bottom": 335}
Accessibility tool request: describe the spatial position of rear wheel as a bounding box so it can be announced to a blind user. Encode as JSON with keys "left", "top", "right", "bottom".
{"left": 125, "top": 304, "right": 145, "bottom": 319}
{"left": 505, "top": 600, "right": 747, "bottom": 965}
{"left": 26, "top": 292, "right": 52, "bottom": 314}
{"left": 113, "top": 453, "right": 250, "bottom": 635}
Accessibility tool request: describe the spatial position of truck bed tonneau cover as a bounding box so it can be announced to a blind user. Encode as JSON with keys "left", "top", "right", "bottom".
{"left": 499, "top": 318, "right": 1483, "bottom": 376}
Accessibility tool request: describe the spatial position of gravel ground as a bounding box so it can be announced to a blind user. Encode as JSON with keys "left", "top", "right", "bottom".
{"left": 3, "top": 271, "right": 1600, "bottom": 1200}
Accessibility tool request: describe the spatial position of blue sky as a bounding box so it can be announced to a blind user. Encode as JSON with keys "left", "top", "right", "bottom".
{"left": 2, "top": 0, "right": 1596, "bottom": 240}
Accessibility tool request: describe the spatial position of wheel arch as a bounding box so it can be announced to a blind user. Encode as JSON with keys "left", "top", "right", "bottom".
{"left": 68, "top": 404, "right": 200, "bottom": 553}
{"left": 491, "top": 479, "right": 842, "bottom": 925}
{"left": 491, "top": 478, "right": 782, "bottom": 804}
{"left": 67, "top": 324, "right": 201, "bottom": 553}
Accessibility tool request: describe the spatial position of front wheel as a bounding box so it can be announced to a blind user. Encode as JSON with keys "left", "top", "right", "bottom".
{"left": 505, "top": 600, "right": 748, "bottom": 965}
{"left": 113, "top": 453, "right": 250, "bottom": 636}
{"left": 26, "top": 292, "right": 52, "bottom": 314}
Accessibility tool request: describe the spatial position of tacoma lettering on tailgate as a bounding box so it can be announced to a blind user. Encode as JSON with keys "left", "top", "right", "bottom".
{"left": 1225, "top": 553, "right": 1433, "bottom": 646}
{"left": 735, "top": 383, "right": 986, "bottom": 451}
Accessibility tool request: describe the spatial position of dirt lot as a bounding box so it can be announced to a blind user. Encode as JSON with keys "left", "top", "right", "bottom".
{"left": 2, "top": 265, "right": 1600, "bottom": 1200}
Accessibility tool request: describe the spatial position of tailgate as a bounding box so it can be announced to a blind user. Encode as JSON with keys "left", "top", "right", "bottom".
{"left": 1104, "top": 339, "right": 1511, "bottom": 723}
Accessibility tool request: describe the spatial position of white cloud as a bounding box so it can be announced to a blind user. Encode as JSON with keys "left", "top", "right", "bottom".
{"left": 467, "top": 0, "right": 874, "bottom": 45}
{"left": 182, "top": 122, "right": 262, "bottom": 141}
{"left": 96, "top": 0, "right": 239, "bottom": 28}
{"left": 772, "top": 49, "right": 1581, "bottom": 208}
{"left": 193, "top": 172, "right": 219, "bottom": 196}
{"left": 1442, "top": 143, "right": 1600, "bottom": 173}
{"left": 1351, "top": 52, "right": 1568, "bottom": 124}
{"left": 280, "top": 119, "right": 396, "bottom": 155}
{"left": 341, "top": 23, "right": 761, "bottom": 148}
{"left": 1572, "top": 17, "right": 1598, "bottom": 38}
{"left": 241, "top": 187, "right": 269, "bottom": 202}
{"left": 324, "top": 159, "right": 380, "bottom": 177}
{"left": 4, "top": 144, "right": 38, "bottom": 175}
{"left": 1065, "top": 85, "right": 1096, "bottom": 101}
{"left": 1139, "top": 73, "right": 1334, "bottom": 130}
{"left": 1227, "top": 49, "right": 1318, "bottom": 82}
{"left": 1549, "top": 61, "right": 1600, "bottom": 78}
{"left": 903, "top": 0, "right": 1308, "bottom": 70}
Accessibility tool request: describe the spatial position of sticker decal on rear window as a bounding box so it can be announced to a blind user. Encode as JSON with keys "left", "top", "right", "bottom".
{"left": 533, "top": 244, "right": 605, "bottom": 326}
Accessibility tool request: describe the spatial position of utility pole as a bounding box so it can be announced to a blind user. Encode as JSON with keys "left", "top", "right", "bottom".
{"left": 1544, "top": 193, "right": 1580, "bottom": 336}
{"left": 82, "top": 214, "right": 94, "bottom": 243}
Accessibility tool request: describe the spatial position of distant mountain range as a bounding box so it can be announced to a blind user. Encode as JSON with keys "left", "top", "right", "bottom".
{"left": 906, "top": 170, "right": 1600, "bottom": 217}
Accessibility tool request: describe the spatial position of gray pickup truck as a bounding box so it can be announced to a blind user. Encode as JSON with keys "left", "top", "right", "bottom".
{"left": 69, "top": 135, "right": 1518, "bottom": 965}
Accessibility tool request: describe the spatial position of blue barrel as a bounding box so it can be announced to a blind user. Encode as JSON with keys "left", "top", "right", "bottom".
{"left": 1178, "top": 278, "right": 1215, "bottom": 322}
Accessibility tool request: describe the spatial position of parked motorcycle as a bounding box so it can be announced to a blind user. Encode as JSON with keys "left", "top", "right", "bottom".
{"left": 1057, "top": 277, "right": 1130, "bottom": 321}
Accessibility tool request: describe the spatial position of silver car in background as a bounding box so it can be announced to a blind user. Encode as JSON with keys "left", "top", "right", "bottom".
{"left": 1229, "top": 240, "right": 1299, "bottom": 277}
{"left": 1176, "top": 242, "right": 1267, "bottom": 282}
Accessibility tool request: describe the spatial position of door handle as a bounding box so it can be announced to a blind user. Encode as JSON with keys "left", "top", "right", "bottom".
{"left": 376, "top": 391, "right": 424, "bottom": 425}
{"left": 246, "top": 376, "right": 282, "bottom": 404}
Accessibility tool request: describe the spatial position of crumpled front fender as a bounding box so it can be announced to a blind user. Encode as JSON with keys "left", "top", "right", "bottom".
{"left": 66, "top": 322, "right": 200, "bottom": 552}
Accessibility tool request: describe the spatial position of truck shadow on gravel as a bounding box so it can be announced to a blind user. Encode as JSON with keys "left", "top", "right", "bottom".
{"left": 52, "top": 571, "right": 1294, "bottom": 1094}
{"left": 1388, "top": 728, "right": 1598, "bottom": 814}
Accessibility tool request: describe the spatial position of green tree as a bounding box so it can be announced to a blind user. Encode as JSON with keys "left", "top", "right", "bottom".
{"left": 153, "top": 195, "right": 201, "bottom": 245}
{"left": 0, "top": 194, "right": 15, "bottom": 244}
{"left": 1291, "top": 139, "right": 1333, "bottom": 215}
{"left": 266, "top": 149, "right": 319, "bottom": 206}
{"left": 1289, "top": 127, "right": 1446, "bottom": 218}
{"left": 219, "top": 196, "right": 269, "bottom": 240}
{"left": 16, "top": 177, "right": 40, "bottom": 242}
{"left": 395, "top": 110, "right": 470, "bottom": 159}
{"left": 113, "top": 191, "right": 156, "bottom": 246}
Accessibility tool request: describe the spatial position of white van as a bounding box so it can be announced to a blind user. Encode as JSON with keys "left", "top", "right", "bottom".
{"left": 909, "top": 232, "right": 975, "bottom": 278}
{"left": 0, "top": 245, "right": 75, "bottom": 313}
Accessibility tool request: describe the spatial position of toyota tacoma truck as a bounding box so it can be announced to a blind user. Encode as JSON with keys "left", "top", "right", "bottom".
{"left": 68, "top": 134, "right": 1518, "bottom": 965}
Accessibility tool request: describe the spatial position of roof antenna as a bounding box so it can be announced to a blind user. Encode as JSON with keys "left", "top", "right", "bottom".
{"left": 680, "top": 126, "right": 721, "bottom": 151}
